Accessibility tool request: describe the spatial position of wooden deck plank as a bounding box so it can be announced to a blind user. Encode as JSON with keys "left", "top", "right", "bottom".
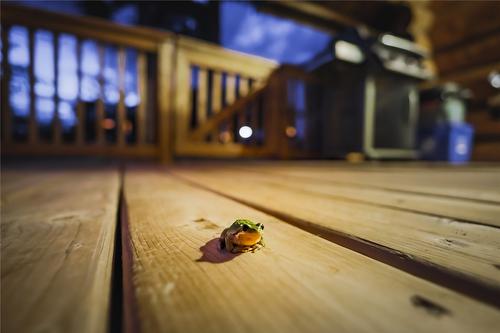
{"left": 123, "top": 169, "right": 500, "bottom": 333}
{"left": 225, "top": 166, "right": 500, "bottom": 228}
{"left": 238, "top": 163, "right": 500, "bottom": 203}
{"left": 172, "top": 167, "right": 500, "bottom": 298}
{"left": 1, "top": 167, "right": 120, "bottom": 333}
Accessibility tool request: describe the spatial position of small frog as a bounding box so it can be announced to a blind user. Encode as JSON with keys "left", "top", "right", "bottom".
{"left": 219, "top": 219, "right": 265, "bottom": 253}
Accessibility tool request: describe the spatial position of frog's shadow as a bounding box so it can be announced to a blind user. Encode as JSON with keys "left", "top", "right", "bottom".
{"left": 196, "top": 238, "right": 241, "bottom": 263}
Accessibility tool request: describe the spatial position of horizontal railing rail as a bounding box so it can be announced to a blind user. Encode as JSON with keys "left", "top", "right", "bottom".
{"left": 1, "top": 5, "right": 170, "bottom": 51}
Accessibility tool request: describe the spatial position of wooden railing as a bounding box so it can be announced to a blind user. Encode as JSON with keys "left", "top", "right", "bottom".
{"left": 1, "top": 4, "right": 174, "bottom": 162}
{"left": 174, "top": 36, "right": 277, "bottom": 158}
{"left": 2, "top": 5, "right": 313, "bottom": 161}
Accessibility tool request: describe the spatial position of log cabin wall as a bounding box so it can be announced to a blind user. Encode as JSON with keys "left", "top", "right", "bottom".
{"left": 427, "top": 1, "right": 500, "bottom": 161}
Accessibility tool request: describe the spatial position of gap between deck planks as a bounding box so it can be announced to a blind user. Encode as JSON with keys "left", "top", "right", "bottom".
{"left": 122, "top": 168, "right": 500, "bottom": 333}
{"left": 1, "top": 167, "right": 120, "bottom": 333}
{"left": 231, "top": 162, "right": 500, "bottom": 204}
{"left": 226, "top": 164, "right": 500, "bottom": 228}
{"left": 171, "top": 166, "right": 500, "bottom": 307}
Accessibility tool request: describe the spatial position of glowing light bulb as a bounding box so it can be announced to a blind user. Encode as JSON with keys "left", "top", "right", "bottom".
{"left": 285, "top": 126, "right": 297, "bottom": 138}
{"left": 239, "top": 126, "right": 253, "bottom": 139}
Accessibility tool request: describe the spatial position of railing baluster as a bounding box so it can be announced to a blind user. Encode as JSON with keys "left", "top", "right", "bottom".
{"left": 197, "top": 67, "right": 207, "bottom": 128}
{"left": 239, "top": 77, "right": 249, "bottom": 98}
{"left": 136, "top": 51, "right": 147, "bottom": 145}
{"left": 28, "top": 29, "right": 37, "bottom": 144}
{"left": 212, "top": 71, "right": 222, "bottom": 114}
{"left": 225, "top": 74, "right": 236, "bottom": 143}
{"left": 96, "top": 44, "right": 105, "bottom": 144}
{"left": 1, "top": 26, "right": 11, "bottom": 144}
{"left": 238, "top": 77, "right": 250, "bottom": 140}
{"left": 226, "top": 74, "right": 236, "bottom": 106}
{"left": 75, "top": 38, "right": 84, "bottom": 146}
{"left": 251, "top": 98, "right": 260, "bottom": 145}
{"left": 53, "top": 32, "right": 61, "bottom": 145}
{"left": 117, "top": 46, "right": 126, "bottom": 146}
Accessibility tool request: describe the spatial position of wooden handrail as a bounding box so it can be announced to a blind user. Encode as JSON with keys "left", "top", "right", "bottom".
{"left": 190, "top": 85, "right": 267, "bottom": 141}
{"left": 1, "top": 4, "right": 173, "bottom": 51}
{"left": 177, "top": 35, "right": 277, "bottom": 78}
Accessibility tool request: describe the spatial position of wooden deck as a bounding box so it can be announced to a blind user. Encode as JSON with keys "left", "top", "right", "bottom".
{"left": 2, "top": 161, "right": 500, "bottom": 333}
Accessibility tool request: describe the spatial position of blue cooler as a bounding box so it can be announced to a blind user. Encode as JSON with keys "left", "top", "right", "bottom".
{"left": 419, "top": 123, "right": 474, "bottom": 163}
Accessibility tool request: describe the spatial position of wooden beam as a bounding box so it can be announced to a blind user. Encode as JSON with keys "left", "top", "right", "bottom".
{"left": 2, "top": 143, "right": 159, "bottom": 158}
{"left": 434, "top": 32, "right": 500, "bottom": 76}
{"left": 421, "top": 61, "right": 500, "bottom": 88}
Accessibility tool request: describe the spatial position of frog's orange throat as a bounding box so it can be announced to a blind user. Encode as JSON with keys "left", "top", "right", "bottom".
{"left": 232, "top": 231, "right": 262, "bottom": 246}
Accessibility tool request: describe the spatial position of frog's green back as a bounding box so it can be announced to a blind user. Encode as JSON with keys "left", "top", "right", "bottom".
{"left": 233, "top": 219, "right": 263, "bottom": 231}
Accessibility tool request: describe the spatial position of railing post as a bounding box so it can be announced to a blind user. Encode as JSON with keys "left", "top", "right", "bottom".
{"left": 157, "top": 38, "right": 175, "bottom": 164}
{"left": 265, "top": 69, "right": 288, "bottom": 158}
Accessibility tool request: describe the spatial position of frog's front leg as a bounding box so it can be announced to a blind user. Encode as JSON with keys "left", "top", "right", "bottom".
{"left": 230, "top": 244, "right": 248, "bottom": 253}
{"left": 249, "top": 242, "right": 264, "bottom": 253}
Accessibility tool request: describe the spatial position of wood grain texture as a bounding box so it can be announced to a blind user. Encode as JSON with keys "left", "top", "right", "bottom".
{"left": 229, "top": 165, "right": 500, "bottom": 227}
{"left": 123, "top": 169, "right": 500, "bottom": 333}
{"left": 239, "top": 163, "right": 500, "bottom": 204}
{"left": 172, "top": 166, "right": 500, "bottom": 295}
{"left": 1, "top": 167, "right": 120, "bottom": 333}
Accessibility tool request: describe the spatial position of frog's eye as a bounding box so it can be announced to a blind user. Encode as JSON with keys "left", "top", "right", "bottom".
{"left": 242, "top": 224, "right": 249, "bottom": 231}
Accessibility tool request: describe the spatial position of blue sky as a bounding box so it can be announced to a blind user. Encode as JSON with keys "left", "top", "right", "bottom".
{"left": 221, "top": 1, "right": 331, "bottom": 64}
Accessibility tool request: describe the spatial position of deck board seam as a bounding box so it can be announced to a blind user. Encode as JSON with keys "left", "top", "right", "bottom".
{"left": 169, "top": 170, "right": 500, "bottom": 310}
{"left": 231, "top": 166, "right": 500, "bottom": 205}
{"left": 236, "top": 176, "right": 500, "bottom": 229}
